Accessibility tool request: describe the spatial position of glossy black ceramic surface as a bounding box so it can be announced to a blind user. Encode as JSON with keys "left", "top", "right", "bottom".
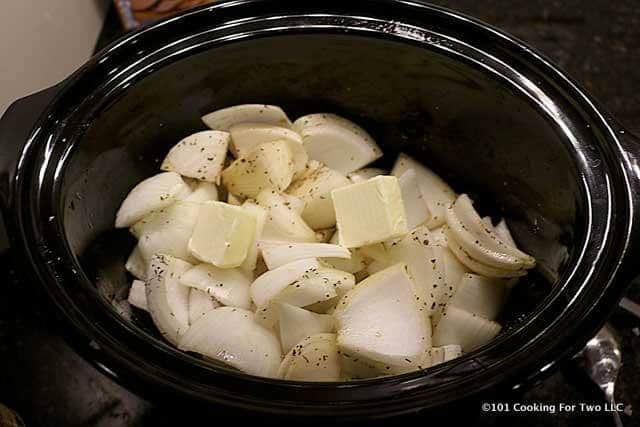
{"left": 1, "top": 0, "right": 639, "bottom": 420}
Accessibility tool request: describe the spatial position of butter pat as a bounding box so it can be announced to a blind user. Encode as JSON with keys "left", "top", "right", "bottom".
{"left": 188, "top": 201, "right": 256, "bottom": 268}
{"left": 332, "top": 176, "right": 407, "bottom": 248}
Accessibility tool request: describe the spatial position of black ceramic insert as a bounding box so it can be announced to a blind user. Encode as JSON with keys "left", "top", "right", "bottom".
{"left": 0, "top": 0, "right": 639, "bottom": 420}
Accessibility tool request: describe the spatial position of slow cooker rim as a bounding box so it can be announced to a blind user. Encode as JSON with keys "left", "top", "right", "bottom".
{"left": 8, "top": 0, "right": 636, "bottom": 416}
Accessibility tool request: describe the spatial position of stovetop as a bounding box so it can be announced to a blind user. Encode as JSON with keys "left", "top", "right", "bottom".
{"left": 1, "top": 1, "right": 639, "bottom": 426}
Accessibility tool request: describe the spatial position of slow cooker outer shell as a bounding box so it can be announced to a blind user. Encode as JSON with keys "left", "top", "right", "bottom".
{"left": 1, "top": 0, "right": 640, "bottom": 419}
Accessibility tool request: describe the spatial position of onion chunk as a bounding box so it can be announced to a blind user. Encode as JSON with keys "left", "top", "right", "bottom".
{"left": 202, "top": 104, "right": 291, "bottom": 131}
{"left": 161, "top": 131, "right": 229, "bottom": 182}
{"left": 146, "top": 254, "right": 192, "bottom": 345}
{"left": 115, "top": 172, "right": 191, "bottom": 228}
{"left": 179, "top": 307, "right": 281, "bottom": 378}
{"left": 334, "top": 263, "right": 430, "bottom": 373}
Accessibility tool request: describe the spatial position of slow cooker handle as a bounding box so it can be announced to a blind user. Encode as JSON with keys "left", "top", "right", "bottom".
{"left": 0, "top": 85, "right": 60, "bottom": 240}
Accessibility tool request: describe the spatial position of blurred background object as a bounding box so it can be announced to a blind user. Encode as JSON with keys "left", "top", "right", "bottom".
{"left": 114, "top": 0, "right": 219, "bottom": 29}
{"left": 0, "top": 1, "right": 109, "bottom": 115}
{"left": 0, "top": 403, "right": 24, "bottom": 427}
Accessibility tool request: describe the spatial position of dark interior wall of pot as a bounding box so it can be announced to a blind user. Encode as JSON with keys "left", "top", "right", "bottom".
{"left": 61, "top": 34, "right": 581, "bottom": 329}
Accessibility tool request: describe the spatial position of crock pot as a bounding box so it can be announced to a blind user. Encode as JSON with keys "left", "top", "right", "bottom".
{"left": 1, "top": 0, "right": 639, "bottom": 421}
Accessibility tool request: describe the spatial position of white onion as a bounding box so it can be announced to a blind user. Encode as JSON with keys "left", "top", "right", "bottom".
{"left": 188, "top": 288, "right": 220, "bottom": 324}
{"left": 145, "top": 254, "right": 192, "bottom": 344}
{"left": 433, "top": 306, "right": 501, "bottom": 352}
{"left": 444, "top": 226, "right": 528, "bottom": 278}
{"left": 287, "top": 165, "right": 351, "bottom": 229}
{"left": 391, "top": 153, "right": 455, "bottom": 228}
{"left": 450, "top": 273, "right": 506, "bottom": 321}
{"left": 278, "top": 333, "right": 341, "bottom": 381}
{"left": 277, "top": 302, "right": 334, "bottom": 353}
{"left": 250, "top": 258, "right": 321, "bottom": 308}
{"left": 293, "top": 113, "right": 382, "bottom": 174}
{"left": 256, "top": 190, "right": 316, "bottom": 243}
{"left": 334, "top": 263, "right": 430, "bottom": 371}
{"left": 180, "top": 263, "right": 252, "bottom": 309}
{"left": 281, "top": 193, "right": 305, "bottom": 214}
{"left": 125, "top": 246, "right": 146, "bottom": 280}
{"left": 397, "top": 169, "right": 431, "bottom": 230}
{"left": 178, "top": 307, "right": 281, "bottom": 378}
{"left": 229, "top": 123, "right": 308, "bottom": 178}
{"left": 182, "top": 181, "right": 219, "bottom": 203}
{"left": 202, "top": 104, "right": 291, "bottom": 131}
{"left": 276, "top": 267, "right": 354, "bottom": 308}
{"left": 128, "top": 279, "right": 148, "bottom": 311}
{"left": 446, "top": 194, "right": 535, "bottom": 270}
{"left": 347, "top": 168, "right": 388, "bottom": 183}
{"left": 494, "top": 218, "right": 517, "bottom": 248}
{"left": 386, "top": 226, "right": 447, "bottom": 317}
{"left": 240, "top": 201, "right": 267, "bottom": 272}
{"left": 115, "top": 172, "right": 191, "bottom": 228}
{"left": 322, "top": 231, "right": 366, "bottom": 273}
{"left": 428, "top": 344, "right": 462, "bottom": 366}
{"left": 222, "top": 140, "right": 294, "bottom": 199}
{"left": 261, "top": 242, "right": 350, "bottom": 270}
{"left": 161, "top": 131, "right": 229, "bottom": 182}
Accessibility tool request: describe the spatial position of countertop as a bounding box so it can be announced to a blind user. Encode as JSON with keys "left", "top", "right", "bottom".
{"left": 0, "top": 1, "right": 638, "bottom": 426}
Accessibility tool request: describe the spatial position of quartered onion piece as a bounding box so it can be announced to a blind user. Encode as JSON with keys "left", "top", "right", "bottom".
{"left": 444, "top": 226, "right": 528, "bottom": 278}
{"left": 386, "top": 226, "right": 447, "bottom": 318}
{"left": 125, "top": 246, "right": 147, "bottom": 280}
{"left": 115, "top": 172, "right": 191, "bottom": 228}
{"left": 161, "top": 131, "right": 229, "bottom": 183}
{"left": 397, "top": 169, "right": 431, "bottom": 230}
{"left": 433, "top": 306, "right": 501, "bottom": 352}
{"left": 256, "top": 190, "right": 316, "bottom": 243}
{"left": 450, "top": 273, "right": 506, "bottom": 321}
{"left": 181, "top": 181, "right": 218, "bottom": 203}
{"left": 334, "top": 263, "right": 430, "bottom": 372}
{"left": 293, "top": 113, "right": 382, "bottom": 174}
{"left": 322, "top": 232, "right": 367, "bottom": 274}
{"left": 178, "top": 307, "right": 281, "bottom": 378}
{"left": 240, "top": 201, "right": 267, "bottom": 272}
{"left": 229, "top": 123, "right": 308, "bottom": 179}
{"left": 428, "top": 344, "right": 462, "bottom": 367}
{"left": 281, "top": 193, "right": 305, "bottom": 214}
{"left": 445, "top": 194, "right": 535, "bottom": 271}
{"left": 132, "top": 201, "right": 200, "bottom": 263}
{"left": 391, "top": 153, "right": 455, "bottom": 228}
{"left": 128, "top": 279, "right": 148, "bottom": 311}
{"left": 188, "top": 288, "right": 220, "bottom": 324}
{"left": 277, "top": 302, "right": 334, "bottom": 353}
{"left": 260, "top": 242, "right": 350, "bottom": 270}
{"left": 179, "top": 263, "right": 252, "bottom": 309}
{"left": 287, "top": 165, "right": 351, "bottom": 230}
{"left": 146, "top": 254, "right": 192, "bottom": 345}
{"left": 278, "top": 333, "right": 341, "bottom": 381}
{"left": 202, "top": 104, "right": 291, "bottom": 131}
{"left": 347, "top": 167, "right": 388, "bottom": 183}
{"left": 222, "top": 140, "right": 294, "bottom": 198}
{"left": 494, "top": 218, "right": 517, "bottom": 248}
{"left": 277, "top": 267, "right": 353, "bottom": 309}
{"left": 250, "top": 258, "right": 321, "bottom": 308}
